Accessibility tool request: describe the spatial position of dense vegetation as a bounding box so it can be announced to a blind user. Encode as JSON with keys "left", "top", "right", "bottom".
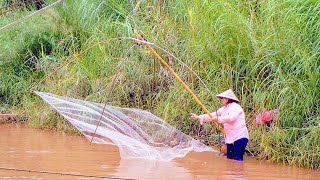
{"left": 1, "top": 0, "right": 319, "bottom": 169}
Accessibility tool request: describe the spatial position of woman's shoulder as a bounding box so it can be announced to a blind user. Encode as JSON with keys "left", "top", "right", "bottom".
{"left": 229, "top": 102, "right": 244, "bottom": 110}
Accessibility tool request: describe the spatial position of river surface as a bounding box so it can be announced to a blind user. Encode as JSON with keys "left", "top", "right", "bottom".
{"left": 0, "top": 124, "right": 319, "bottom": 179}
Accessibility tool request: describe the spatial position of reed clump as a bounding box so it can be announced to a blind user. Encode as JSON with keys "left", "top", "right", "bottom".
{"left": 0, "top": 0, "right": 319, "bottom": 168}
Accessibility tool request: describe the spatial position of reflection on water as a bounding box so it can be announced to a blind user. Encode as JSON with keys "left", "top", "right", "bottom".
{"left": 0, "top": 124, "right": 319, "bottom": 179}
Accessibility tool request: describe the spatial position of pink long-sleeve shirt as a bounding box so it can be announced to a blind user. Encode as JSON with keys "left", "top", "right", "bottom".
{"left": 199, "top": 102, "right": 249, "bottom": 144}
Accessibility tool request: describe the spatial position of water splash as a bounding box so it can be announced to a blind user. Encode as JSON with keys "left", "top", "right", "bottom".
{"left": 34, "top": 91, "right": 215, "bottom": 161}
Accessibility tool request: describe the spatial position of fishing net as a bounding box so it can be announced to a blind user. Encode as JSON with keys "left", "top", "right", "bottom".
{"left": 34, "top": 91, "right": 215, "bottom": 161}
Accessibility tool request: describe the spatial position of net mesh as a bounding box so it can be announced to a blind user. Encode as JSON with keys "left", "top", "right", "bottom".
{"left": 34, "top": 91, "right": 215, "bottom": 161}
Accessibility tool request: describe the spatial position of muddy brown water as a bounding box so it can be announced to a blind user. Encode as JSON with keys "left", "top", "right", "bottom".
{"left": 0, "top": 124, "right": 319, "bottom": 179}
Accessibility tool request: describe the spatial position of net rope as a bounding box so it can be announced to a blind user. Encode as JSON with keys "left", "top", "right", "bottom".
{"left": 35, "top": 91, "right": 215, "bottom": 161}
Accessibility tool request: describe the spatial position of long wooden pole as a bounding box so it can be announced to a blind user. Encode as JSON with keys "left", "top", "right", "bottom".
{"left": 135, "top": 33, "right": 226, "bottom": 135}
{"left": 0, "top": 0, "right": 64, "bottom": 33}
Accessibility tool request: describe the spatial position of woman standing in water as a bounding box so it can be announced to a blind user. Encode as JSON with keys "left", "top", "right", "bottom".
{"left": 190, "top": 89, "right": 249, "bottom": 161}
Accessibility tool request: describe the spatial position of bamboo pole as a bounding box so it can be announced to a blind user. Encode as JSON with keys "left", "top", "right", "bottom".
{"left": 0, "top": 114, "right": 17, "bottom": 118}
{"left": 135, "top": 33, "right": 226, "bottom": 135}
{"left": 0, "top": 0, "right": 64, "bottom": 33}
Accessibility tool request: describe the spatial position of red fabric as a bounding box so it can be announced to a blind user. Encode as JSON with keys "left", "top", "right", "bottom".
{"left": 256, "top": 108, "right": 278, "bottom": 125}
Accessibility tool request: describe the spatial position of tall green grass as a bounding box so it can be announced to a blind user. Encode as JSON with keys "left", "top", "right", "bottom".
{"left": 0, "top": 0, "right": 319, "bottom": 168}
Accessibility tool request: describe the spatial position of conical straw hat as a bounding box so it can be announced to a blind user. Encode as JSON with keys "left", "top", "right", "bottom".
{"left": 216, "top": 89, "right": 240, "bottom": 102}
